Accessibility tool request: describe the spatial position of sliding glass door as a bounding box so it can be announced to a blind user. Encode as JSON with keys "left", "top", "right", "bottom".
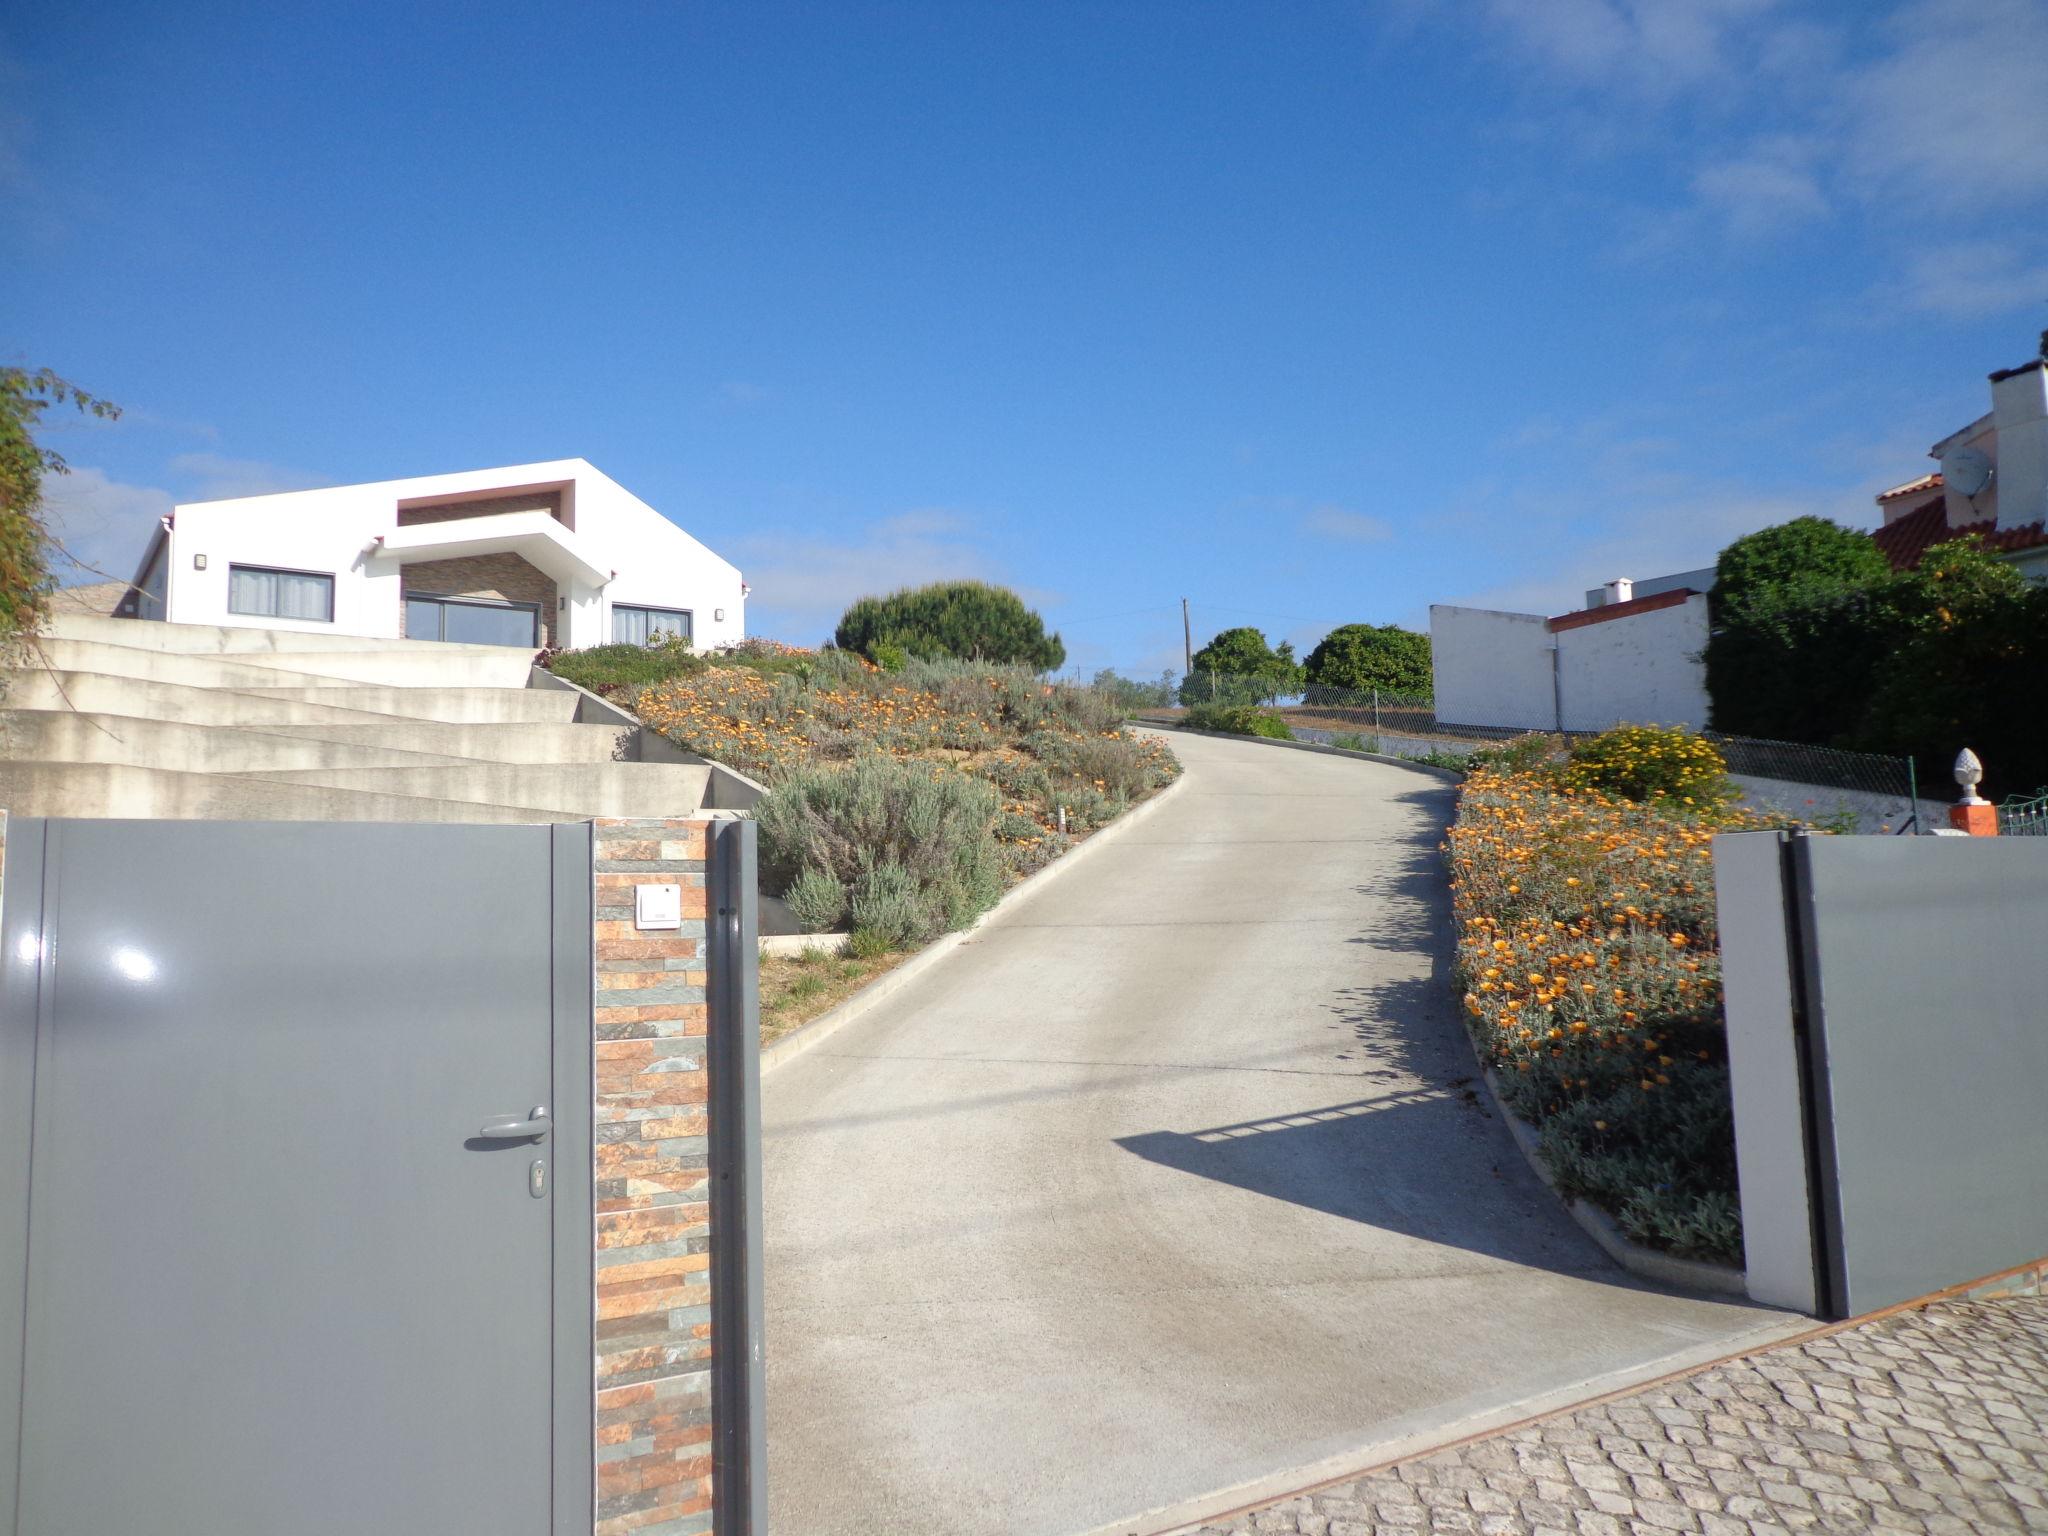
{"left": 405, "top": 594, "right": 541, "bottom": 647}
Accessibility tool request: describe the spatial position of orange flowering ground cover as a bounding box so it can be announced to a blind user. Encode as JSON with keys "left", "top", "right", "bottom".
{"left": 1449, "top": 757, "right": 1787, "bottom": 1263}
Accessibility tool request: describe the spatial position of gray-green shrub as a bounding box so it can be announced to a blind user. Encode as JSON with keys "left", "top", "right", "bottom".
{"left": 846, "top": 862, "right": 929, "bottom": 948}
{"left": 784, "top": 866, "right": 848, "bottom": 932}
{"left": 756, "top": 755, "right": 1004, "bottom": 944}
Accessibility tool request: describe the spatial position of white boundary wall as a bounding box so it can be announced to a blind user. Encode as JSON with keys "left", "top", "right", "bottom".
{"left": 1429, "top": 605, "right": 1555, "bottom": 731}
{"left": 1431, "top": 596, "right": 1710, "bottom": 733}
{"left": 1555, "top": 594, "right": 1709, "bottom": 731}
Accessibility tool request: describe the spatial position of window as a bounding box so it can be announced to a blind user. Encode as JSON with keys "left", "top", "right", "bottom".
{"left": 613, "top": 604, "right": 693, "bottom": 647}
{"left": 228, "top": 564, "right": 334, "bottom": 622}
{"left": 406, "top": 594, "right": 540, "bottom": 647}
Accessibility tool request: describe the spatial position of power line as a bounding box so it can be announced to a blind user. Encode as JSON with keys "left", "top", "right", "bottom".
{"left": 1185, "top": 600, "right": 1361, "bottom": 629}
{"left": 1048, "top": 603, "right": 1184, "bottom": 628}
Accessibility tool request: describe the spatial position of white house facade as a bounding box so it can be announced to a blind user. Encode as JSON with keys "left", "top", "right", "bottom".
{"left": 118, "top": 459, "right": 746, "bottom": 651}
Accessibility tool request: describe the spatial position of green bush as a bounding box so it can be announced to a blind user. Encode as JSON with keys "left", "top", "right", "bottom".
{"left": 546, "top": 639, "right": 703, "bottom": 700}
{"left": 1303, "top": 623, "right": 1432, "bottom": 695}
{"left": 835, "top": 580, "right": 1065, "bottom": 670}
{"left": 1704, "top": 516, "right": 1898, "bottom": 745}
{"left": 783, "top": 866, "right": 848, "bottom": 932}
{"left": 1704, "top": 517, "right": 2048, "bottom": 792}
{"left": 1556, "top": 725, "right": 1733, "bottom": 806}
{"left": 1854, "top": 540, "right": 2048, "bottom": 794}
{"left": 755, "top": 755, "right": 1004, "bottom": 943}
{"left": 1711, "top": 515, "right": 1893, "bottom": 626}
{"left": 845, "top": 862, "right": 930, "bottom": 948}
{"left": 1184, "top": 702, "right": 1293, "bottom": 739}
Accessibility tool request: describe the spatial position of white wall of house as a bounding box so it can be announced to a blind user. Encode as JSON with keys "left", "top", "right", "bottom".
{"left": 1430, "top": 605, "right": 1557, "bottom": 731}
{"left": 147, "top": 459, "right": 745, "bottom": 650}
{"left": 1990, "top": 361, "right": 2048, "bottom": 533}
{"left": 1555, "top": 594, "right": 1710, "bottom": 732}
{"left": 1431, "top": 595, "right": 1711, "bottom": 734}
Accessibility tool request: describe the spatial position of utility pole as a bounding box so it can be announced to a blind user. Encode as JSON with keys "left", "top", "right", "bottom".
{"left": 1181, "top": 597, "right": 1193, "bottom": 676}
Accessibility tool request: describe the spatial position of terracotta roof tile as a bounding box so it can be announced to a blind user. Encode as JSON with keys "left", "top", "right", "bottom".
{"left": 1870, "top": 498, "right": 2048, "bottom": 572}
{"left": 1877, "top": 472, "right": 1943, "bottom": 501}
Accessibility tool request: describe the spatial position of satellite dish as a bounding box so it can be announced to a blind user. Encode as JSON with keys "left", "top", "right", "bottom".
{"left": 1942, "top": 445, "right": 1993, "bottom": 498}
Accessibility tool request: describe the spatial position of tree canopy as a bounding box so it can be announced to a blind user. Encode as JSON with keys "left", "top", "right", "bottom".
{"left": 1179, "top": 626, "right": 1303, "bottom": 705}
{"left": 2, "top": 367, "right": 119, "bottom": 665}
{"left": 1703, "top": 515, "right": 2048, "bottom": 793}
{"left": 1302, "top": 622, "right": 1432, "bottom": 696}
{"left": 1709, "top": 515, "right": 1891, "bottom": 625}
{"left": 834, "top": 580, "right": 1065, "bottom": 671}
{"left": 1704, "top": 516, "right": 1899, "bottom": 743}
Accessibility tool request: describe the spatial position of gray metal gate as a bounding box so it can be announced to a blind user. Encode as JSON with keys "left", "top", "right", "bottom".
{"left": 1, "top": 818, "right": 594, "bottom": 1536}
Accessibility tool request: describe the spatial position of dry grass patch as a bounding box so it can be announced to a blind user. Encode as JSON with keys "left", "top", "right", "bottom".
{"left": 759, "top": 946, "right": 910, "bottom": 1045}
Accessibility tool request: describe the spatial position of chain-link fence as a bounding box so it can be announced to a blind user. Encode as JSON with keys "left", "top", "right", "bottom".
{"left": 1117, "top": 671, "right": 1458, "bottom": 736}
{"left": 1097, "top": 668, "right": 1935, "bottom": 833}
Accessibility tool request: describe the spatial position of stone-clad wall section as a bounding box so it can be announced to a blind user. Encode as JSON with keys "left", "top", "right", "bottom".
{"left": 592, "top": 819, "right": 715, "bottom": 1536}
{"left": 400, "top": 554, "right": 560, "bottom": 647}
{"left": 398, "top": 493, "right": 567, "bottom": 645}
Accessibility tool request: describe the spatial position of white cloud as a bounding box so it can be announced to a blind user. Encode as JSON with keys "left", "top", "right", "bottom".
{"left": 167, "top": 451, "right": 321, "bottom": 500}
{"left": 35, "top": 447, "right": 325, "bottom": 584}
{"left": 1482, "top": 0, "right": 1784, "bottom": 96}
{"left": 717, "top": 381, "right": 770, "bottom": 405}
{"left": 1301, "top": 504, "right": 1394, "bottom": 543}
{"left": 1839, "top": 0, "right": 2048, "bottom": 210}
{"left": 734, "top": 510, "right": 1000, "bottom": 644}
{"left": 1412, "top": 1, "right": 2048, "bottom": 256}
{"left": 1888, "top": 240, "right": 2048, "bottom": 319}
{"left": 1690, "top": 138, "right": 1828, "bottom": 238}
{"left": 37, "top": 466, "right": 173, "bottom": 582}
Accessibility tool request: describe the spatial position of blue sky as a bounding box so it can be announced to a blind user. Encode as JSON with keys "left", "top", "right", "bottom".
{"left": 6, "top": 0, "right": 2046, "bottom": 675}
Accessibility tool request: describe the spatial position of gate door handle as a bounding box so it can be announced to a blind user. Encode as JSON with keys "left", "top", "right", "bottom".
{"left": 477, "top": 1107, "right": 552, "bottom": 1142}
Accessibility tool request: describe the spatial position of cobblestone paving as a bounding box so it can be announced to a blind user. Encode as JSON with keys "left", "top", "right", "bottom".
{"left": 1197, "top": 1295, "right": 2048, "bottom": 1536}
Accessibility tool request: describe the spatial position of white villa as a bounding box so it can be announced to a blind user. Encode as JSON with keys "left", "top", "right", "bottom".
{"left": 115, "top": 459, "right": 746, "bottom": 650}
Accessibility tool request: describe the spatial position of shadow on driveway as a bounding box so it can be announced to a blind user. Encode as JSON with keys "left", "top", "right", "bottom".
{"left": 1116, "top": 781, "right": 1609, "bottom": 1283}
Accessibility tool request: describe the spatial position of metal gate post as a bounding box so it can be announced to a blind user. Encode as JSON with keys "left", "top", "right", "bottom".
{"left": 0, "top": 815, "right": 46, "bottom": 1529}
{"left": 705, "top": 819, "right": 765, "bottom": 1536}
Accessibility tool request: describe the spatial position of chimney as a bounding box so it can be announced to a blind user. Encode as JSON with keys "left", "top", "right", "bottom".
{"left": 1989, "top": 359, "right": 2048, "bottom": 531}
{"left": 1603, "top": 577, "right": 1634, "bottom": 606}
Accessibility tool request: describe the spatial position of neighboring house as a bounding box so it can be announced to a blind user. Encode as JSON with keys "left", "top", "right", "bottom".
{"left": 1432, "top": 354, "right": 2048, "bottom": 734}
{"left": 1432, "top": 575, "right": 1712, "bottom": 734}
{"left": 112, "top": 458, "right": 746, "bottom": 650}
{"left": 1870, "top": 357, "right": 2048, "bottom": 584}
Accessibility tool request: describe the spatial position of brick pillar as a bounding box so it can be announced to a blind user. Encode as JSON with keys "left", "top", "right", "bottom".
{"left": 1949, "top": 801, "right": 1999, "bottom": 835}
{"left": 591, "top": 819, "right": 715, "bottom": 1536}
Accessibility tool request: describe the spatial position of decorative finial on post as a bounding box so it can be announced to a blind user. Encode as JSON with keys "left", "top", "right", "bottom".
{"left": 1949, "top": 748, "right": 2000, "bottom": 834}
{"left": 1954, "top": 748, "right": 1986, "bottom": 805}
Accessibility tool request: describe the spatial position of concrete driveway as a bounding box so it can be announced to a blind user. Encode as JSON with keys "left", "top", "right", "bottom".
{"left": 762, "top": 730, "right": 1790, "bottom": 1536}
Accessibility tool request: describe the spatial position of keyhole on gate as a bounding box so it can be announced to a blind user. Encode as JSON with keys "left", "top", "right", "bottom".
{"left": 529, "top": 1159, "right": 547, "bottom": 1199}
